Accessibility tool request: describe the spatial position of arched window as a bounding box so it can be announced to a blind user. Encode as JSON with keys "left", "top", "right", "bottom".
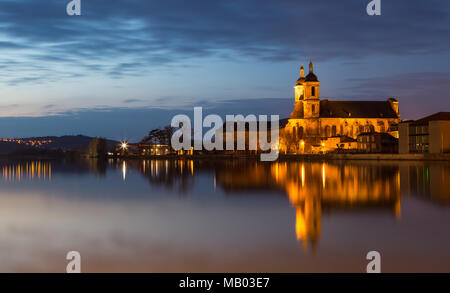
{"left": 311, "top": 87, "right": 315, "bottom": 96}
{"left": 325, "top": 125, "right": 331, "bottom": 137}
{"left": 293, "top": 127, "right": 297, "bottom": 140}
{"left": 298, "top": 126, "right": 304, "bottom": 139}
{"left": 331, "top": 125, "right": 337, "bottom": 136}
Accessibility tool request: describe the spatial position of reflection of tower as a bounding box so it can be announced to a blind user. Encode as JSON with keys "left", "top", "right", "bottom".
{"left": 283, "top": 163, "right": 323, "bottom": 252}
{"left": 218, "top": 161, "right": 403, "bottom": 254}
{"left": 270, "top": 161, "right": 402, "bottom": 254}
{"left": 295, "top": 196, "right": 321, "bottom": 253}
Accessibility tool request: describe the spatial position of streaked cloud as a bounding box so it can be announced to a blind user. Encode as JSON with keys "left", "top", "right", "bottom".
{"left": 0, "top": 0, "right": 449, "bottom": 85}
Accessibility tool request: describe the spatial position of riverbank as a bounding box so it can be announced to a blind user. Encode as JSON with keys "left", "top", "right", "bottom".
{"left": 107, "top": 153, "right": 450, "bottom": 162}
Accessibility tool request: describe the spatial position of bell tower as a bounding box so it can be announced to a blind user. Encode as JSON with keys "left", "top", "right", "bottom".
{"left": 294, "top": 65, "right": 305, "bottom": 104}
{"left": 303, "top": 60, "right": 320, "bottom": 118}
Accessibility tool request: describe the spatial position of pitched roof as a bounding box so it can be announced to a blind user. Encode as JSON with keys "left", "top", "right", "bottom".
{"left": 415, "top": 112, "right": 450, "bottom": 123}
{"left": 290, "top": 99, "right": 399, "bottom": 119}
{"left": 320, "top": 100, "right": 399, "bottom": 118}
{"left": 357, "top": 132, "right": 398, "bottom": 140}
{"left": 305, "top": 72, "right": 318, "bottom": 82}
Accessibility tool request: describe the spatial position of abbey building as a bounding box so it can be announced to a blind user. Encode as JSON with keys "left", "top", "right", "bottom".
{"left": 280, "top": 61, "right": 401, "bottom": 153}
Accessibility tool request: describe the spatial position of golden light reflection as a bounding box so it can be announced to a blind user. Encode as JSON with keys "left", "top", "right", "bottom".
{"left": 276, "top": 162, "right": 401, "bottom": 252}
{"left": 217, "top": 161, "right": 402, "bottom": 253}
{"left": 301, "top": 164, "right": 305, "bottom": 187}
{"left": 322, "top": 163, "right": 326, "bottom": 189}
{"left": 122, "top": 161, "right": 127, "bottom": 181}
{"left": 1, "top": 161, "right": 52, "bottom": 182}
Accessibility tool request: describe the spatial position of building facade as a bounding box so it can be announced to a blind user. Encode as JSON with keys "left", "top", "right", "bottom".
{"left": 357, "top": 132, "right": 399, "bottom": 153}
{"left": 399, "top": 112, "right": 450, "bottom": 154}
{"left": 281, "top": 61, "right": 401, "bottom": 153}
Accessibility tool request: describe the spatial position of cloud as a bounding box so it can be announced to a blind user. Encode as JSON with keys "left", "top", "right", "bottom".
{"left": 123, "top": 99, "right": 144, "bottom": 104}
{"left": 0, "top": 98, "right": 293, "bottom": 140}
{"left": 0, "top": 0, "right": 449, "bottom": 85}
{"left": 342, "top": 72, "right": 450, "bottom": 119}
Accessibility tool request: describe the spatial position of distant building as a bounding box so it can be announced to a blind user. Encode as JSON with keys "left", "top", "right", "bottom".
{"left": 219, "top": 119, "right": 289, "bottom": 155}
{"left": 138, "top": 143, "right": 172, "bottom": 156}
{"left": 280, "top": 61, "right": 401, "bottom": 153}
{"left": 399, "top": 112, "right": 450, "bottom": 154}
{"left": 357, "top": 132, "right": 398, "bottom": 153}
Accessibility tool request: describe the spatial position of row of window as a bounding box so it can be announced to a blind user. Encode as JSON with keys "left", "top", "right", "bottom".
{"left": 358, "top": 136, "right": 376, "bottom": 143}
{"left": 409, "top": 134, "right": 429, "bottom": 153}
{"left": 409, "top": 125, "right": 428, "bottom": 135}
{"left": 358, "top": 143, "right": 377, "bottom": 150}
{"left": 292, "top": 124, "right": 387, "bottom": 139}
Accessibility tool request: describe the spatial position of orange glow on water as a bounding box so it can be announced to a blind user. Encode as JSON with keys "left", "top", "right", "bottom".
{"left": 1, "top": 161, "right": 52, "bottom": 182}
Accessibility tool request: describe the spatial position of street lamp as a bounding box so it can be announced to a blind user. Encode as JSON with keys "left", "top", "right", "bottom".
{"left": 120, "top": 141, "right": 128, "bottom": 150}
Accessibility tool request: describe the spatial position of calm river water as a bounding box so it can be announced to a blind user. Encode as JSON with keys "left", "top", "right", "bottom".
{"left": 0, "top": 158, "right": 449, "bottom": 272}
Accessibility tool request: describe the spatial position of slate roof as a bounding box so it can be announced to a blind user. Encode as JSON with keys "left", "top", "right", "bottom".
{"left": 290, "top": 99, "right": 399, "bottom": 119}
{"left": 305, "top": 72, "right": 318, "bottom": 82}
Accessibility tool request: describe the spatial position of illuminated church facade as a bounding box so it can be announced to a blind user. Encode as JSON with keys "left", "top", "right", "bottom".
{"left": 280, "top": 61, "right": 401, "bottom": 153}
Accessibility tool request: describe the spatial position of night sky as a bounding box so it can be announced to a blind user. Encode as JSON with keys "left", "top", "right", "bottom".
{"left": 0, "top": 0, "right": 449, "bottom": 140}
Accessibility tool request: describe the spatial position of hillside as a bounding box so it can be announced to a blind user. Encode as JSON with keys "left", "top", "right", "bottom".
{"left": 0, "top": 135, "right": 119, "bottom": 155}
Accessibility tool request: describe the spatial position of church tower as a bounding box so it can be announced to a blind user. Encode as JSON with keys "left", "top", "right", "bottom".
{"left": 302, "top": 60, "right": 320, "bottom": 119}
{"left": 294, "top": 65, "right": 305, "bottom": 103}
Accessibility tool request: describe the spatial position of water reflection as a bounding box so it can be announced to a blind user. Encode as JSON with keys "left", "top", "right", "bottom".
{"left": 213, "top": 161, "right": 402, "bottom": 251}
{"left": 116, "top": 158, "right": 448, "bottom": 253}
{"left": 1, "top": 161, "right": 52, "bottom": 181}
{"left": 3, "top": 159, "right": 450, "bottom": 247}
{"left": 0, "top": 158, "right": 449, "bottom": 272}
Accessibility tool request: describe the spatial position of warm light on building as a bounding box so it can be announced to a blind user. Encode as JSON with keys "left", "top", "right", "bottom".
{"left": 279, "top": 62, "right": 400, "bottom": 154}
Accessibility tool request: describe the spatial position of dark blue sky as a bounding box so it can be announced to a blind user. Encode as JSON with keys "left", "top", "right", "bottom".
{"left": 0, "top": 0, "right": 449, "bottom": 140}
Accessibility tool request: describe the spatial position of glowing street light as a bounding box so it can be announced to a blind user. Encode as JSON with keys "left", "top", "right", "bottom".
{"left": 120, "top": 141, "right": 128, "bottom": 150}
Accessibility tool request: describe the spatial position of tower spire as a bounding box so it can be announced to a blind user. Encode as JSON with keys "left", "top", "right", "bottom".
{"left": 309, "top": 59, "right": 313, "bottom": 73}
{"left": 300, "top": 64, "right": 304, "bottom": 78}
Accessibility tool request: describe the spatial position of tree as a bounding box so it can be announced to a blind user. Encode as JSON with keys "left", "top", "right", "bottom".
{"left": 87, "top": 137, "right": 107, "bottom": 158}
{"left": 142, "top": 126, "right": 175, "bottom": 147}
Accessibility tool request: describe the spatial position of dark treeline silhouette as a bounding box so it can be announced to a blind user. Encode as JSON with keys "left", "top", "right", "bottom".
{"left": 141, "top": 126, "right": 175, "bottom": 148}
